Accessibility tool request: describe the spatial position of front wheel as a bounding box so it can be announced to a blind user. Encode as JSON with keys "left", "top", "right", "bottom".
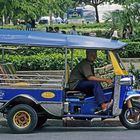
{"left": 7, "top": 104, "right": 38, "bottom": 133}
{"left": 119, "top": 102, "right": 140, "bottom": 129}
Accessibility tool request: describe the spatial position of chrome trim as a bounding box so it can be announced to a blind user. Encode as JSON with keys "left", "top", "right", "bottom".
{"left": 120, "top": 77, "right": 131, "bottom": 85}
{"left": 0, "top": 86, "right": 63, "bottom": 90}
{"left": 125, "top": 94, "right": 140, "bottom": 101}
{"left": 16, "top": 94, "right": 38, "bottom": 104}
{"left": 64, "top": 102, "right": 69, "bottom": 113}
{"left": 124, "top": 108, "right": 140, "bottom": 125}
{"left": 112, "top": 76, "right": 122, "bottom": 116}
{"left": 0, "top": 94, "right": 38, "bottom": 111}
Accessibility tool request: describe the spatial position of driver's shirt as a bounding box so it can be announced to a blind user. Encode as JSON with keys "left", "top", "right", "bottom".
{"left": 68, "top": 59, "right": 94, "bottom": 90}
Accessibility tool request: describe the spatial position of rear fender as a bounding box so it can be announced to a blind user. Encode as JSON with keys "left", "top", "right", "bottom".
{"left": 0, "top": 94, "right": 38, "bottom": 112}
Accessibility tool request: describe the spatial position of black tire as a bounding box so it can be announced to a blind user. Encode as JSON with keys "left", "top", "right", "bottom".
{"left": 119, "top": 103, "right": 140, "bottom": 129}
{"left": 36, "top": 116, "right": 47, "bottom": 128}
{"left": 7, "top": 104, "right": 38, "bottom": 133}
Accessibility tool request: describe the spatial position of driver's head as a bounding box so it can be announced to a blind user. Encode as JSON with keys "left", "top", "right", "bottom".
{"left": 86, "top": 49, "right": 97, "bottom": 62}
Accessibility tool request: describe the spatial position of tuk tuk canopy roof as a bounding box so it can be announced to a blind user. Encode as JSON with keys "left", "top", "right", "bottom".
{"left": 0, "top": 29, "right": 127, "bottom": 50}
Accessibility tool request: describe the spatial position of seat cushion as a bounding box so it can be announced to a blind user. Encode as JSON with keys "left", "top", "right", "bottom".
{"left": 65, "top": 89, "right": 86, "bottom": 99}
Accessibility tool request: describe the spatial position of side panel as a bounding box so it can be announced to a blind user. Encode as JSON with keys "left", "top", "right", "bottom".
{"left": 0, "top": 88, "right": 64, "bottom": 102}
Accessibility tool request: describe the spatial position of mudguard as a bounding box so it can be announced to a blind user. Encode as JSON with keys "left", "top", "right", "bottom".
{"left": 0, "top": 94, "right": 38, "bottom": 112}
{"left": 125, "top": 90, "right": 140, "bottom": 101}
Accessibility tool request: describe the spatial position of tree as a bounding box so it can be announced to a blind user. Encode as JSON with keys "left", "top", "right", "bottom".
{"left": 0, "top": 0, "right": 74, "bottom": 25}
{"left": 43, "top": 0, "right": 73, "bottom": 24}
{"left": 73, "top": 0, "right": 140, "bottom": 23}
{"left": 0, "top": 0, "right": 14, "bottom": 24}
{"left": 103, "top": 0, "right": 140, "bottom": 38}
{"left": 0, "top": 0, "right": 43, "bottom": 24}
{"left": 55, "top": 0, "right": 74, "bottom": 18}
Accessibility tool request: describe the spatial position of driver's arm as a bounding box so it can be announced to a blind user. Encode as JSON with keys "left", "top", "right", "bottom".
{"left": 87, "top": 76, "right": 112, "bottom": 84}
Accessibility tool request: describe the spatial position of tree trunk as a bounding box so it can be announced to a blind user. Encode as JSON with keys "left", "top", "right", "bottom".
{"left": 49, "top": 10, "right": 53, "bottom": 25}
{"left": 94, "top": 5, "right": 99, "bottom": 23}
{"left": 3, "top": 15, "right": 6, "bottom": 25}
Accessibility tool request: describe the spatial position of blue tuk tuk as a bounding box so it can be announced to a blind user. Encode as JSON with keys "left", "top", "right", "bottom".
{"left": 0, "top": 29, "right": 140, "bottom": 133}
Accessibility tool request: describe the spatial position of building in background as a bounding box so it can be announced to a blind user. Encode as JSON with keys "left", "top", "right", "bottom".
{"left": 66, "top": 5, "right": 96, "bottom": 24}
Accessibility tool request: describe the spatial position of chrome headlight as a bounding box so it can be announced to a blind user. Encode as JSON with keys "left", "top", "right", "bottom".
{"left": 120, "top": 76, "right": 135, "bottom": 86}
{"left": 120, "top": 77, "right": 132, "bottom": 85}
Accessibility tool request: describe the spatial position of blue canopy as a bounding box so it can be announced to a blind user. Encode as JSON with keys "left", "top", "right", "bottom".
{"left": 0, "top": 29, "right": 127, "bottom": 50}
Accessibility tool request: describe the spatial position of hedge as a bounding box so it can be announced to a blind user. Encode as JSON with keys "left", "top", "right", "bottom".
{"left": 2, "top": 50, "right": 109, "bottom": 71}
{"left": 0, "top": 23, "right": 140, "bottom": 70}
{"left": 37, "top": 23, "right": 111, "bottom": 30}
{"left": 119, "top": 40, "right": 140, "bottom": 58}
{"left": 0, "top": 40, "right": 140, "bottom": 71}
{"left": 0, "top": 23, "right": 111, "bottom": 38}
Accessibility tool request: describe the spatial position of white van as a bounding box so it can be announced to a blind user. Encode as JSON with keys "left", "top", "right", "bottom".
{"left": 38, "top": 16, "right": 63, "bottom": 24}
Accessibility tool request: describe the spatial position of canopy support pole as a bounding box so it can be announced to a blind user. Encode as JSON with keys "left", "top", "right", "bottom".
{"left": 71, "top": 49, "right": 74, "bottom": 70}
{"left": 2, "top": 48, "right": 5, "bottom": 63}
{"left": 64, "top": 48, "right": 68, "bottom": 88}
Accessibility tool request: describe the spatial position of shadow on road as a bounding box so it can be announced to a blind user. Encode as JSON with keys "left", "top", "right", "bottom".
{"left": 35, "top": 126, "right": 128, "bottom": 133}
{"left": 0, "top": 125, "right": 128, "bottom": 134}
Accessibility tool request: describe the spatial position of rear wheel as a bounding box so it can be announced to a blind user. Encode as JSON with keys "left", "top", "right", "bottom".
{"left": 119, "top": 102, "right": 140, "bottom": 129}
{"left": 7, "top": 104, "right": 38, "bottom": 133}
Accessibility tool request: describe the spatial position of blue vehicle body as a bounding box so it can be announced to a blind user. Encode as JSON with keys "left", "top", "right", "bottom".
{"left": 0, "top": 88, "right": 64, "bottom": 102}
{"left": 66, "top": 88, "right": 112, "bottom": 115}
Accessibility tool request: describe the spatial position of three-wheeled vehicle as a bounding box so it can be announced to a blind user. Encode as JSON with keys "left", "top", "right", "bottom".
{"left": 0, "top": 29, "right": 140, "bottom": 133}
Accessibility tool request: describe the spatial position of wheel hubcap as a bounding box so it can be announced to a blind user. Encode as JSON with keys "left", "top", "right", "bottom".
{"left": 13, "top": 111, "right": 31, "bottom": 128}
{"left": 125, "top": 108, "right": 140, "bottom": 125}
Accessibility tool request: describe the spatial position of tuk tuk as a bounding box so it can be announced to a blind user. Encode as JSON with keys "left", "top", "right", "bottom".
{"left": 0, "top": 29, "right": 140, "bottom": 133}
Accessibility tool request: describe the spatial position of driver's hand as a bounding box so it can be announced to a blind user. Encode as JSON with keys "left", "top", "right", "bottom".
{"left": 105, "top": 78, "right": 112, "bottom": 84}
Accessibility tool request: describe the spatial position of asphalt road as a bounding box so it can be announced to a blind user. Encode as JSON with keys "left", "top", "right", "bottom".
{"left": 0, "top": 113, "right": 140, "bottom": 140}
{"left": 0, "top": 126, "right": 140, "bottom": 140}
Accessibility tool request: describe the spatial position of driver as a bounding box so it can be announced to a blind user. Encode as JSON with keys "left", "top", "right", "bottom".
{"left": 68, "top": 49, "right": 113, "bottom": 112}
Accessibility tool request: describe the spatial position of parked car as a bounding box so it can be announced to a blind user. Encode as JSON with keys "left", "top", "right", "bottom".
{"left": 38, "top": 16, "right": 63, "bottom": 24}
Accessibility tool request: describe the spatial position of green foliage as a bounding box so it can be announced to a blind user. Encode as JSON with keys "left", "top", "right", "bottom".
{"left": 38, "top": 22, "right": 111, "bottom": 29}
{"left": 2, "top": 39, "right": 140, "bottom": 71}
{"left": 104, "top": 1, "right": 140, "bottom": 37}
{"left": 2, "top": 49, "right": 109, "bottom": 71}
{"left": 128, "top": 63, "right": 140, "bottom": 89}
{"left": 119, "top": 40, "right": 140, "bottom": 58}
{"left": 37, "top": 22, "right": 111, "bottom": 37}
{"left": 0, "top": 0, "right": 74, "bottom": 24}
{"left": 0, "top": 22, "right": 111, "bottom": 37}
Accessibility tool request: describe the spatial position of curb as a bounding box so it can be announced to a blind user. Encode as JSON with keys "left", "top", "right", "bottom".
{"left": 46, "top": 118, "right": 122, "bottom": 127}
{"left": 0, "top": 117, "right": 122, "bottom": 128}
